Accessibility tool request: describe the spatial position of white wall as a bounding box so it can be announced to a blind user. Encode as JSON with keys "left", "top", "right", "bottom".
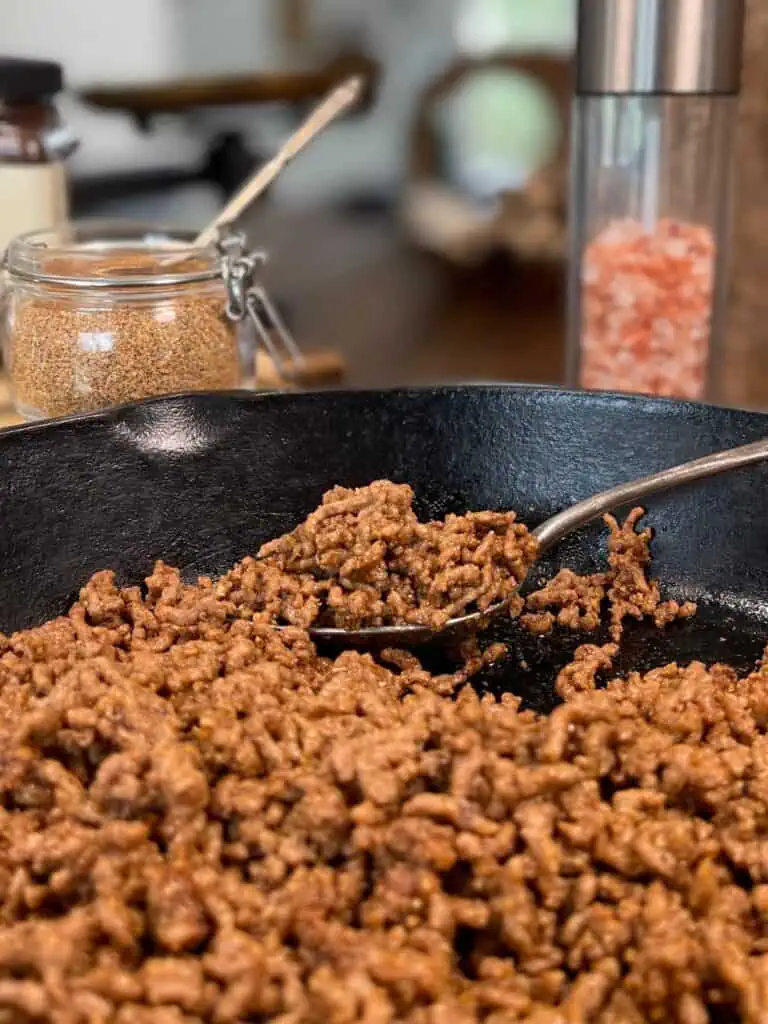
{"left": 0, "top": 0, "right": 287, "bottom": 176}
{"left": 1, "top": 0, "right": 202, "bottom": 175}
{"left": 173, "top": 0, "right": 285, "bottom": 74}
{"left": 1, "top": 0, "right": 181, "bottom": 84}
{"left": 274, "top": 0, "right": 462, "bottom": 205}
{"left": 0, "top": 0, "right": 567, "bottom": 210}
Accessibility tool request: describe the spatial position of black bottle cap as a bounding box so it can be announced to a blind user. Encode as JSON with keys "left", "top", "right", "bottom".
{"left": 0, "top": 57, "right": 63, "bottom": 103}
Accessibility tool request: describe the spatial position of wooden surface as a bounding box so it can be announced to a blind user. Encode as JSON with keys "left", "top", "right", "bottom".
{"left": 725, "top": 0, "right": 768, "bottom": 409}
{"left": 246, "top": 204, "right": 766, "bottom": 410}
{"left": 252, "top": 207, "right": 566, "bottom": 390}
{"left": 0, "top": 380, "right": 18, "bottom": 429}
{"left": 80, "top": 55, "right": 378, "bottom": 117}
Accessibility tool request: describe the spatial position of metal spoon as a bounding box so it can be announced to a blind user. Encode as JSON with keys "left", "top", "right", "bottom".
{"left": 305, "top": 437, "right": 768, "bottom": 648}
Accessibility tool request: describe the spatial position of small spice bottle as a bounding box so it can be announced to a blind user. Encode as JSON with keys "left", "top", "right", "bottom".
{"left": 0, "top": 57, "right": 76, "bottom": 254}
{"left": 2, "top": 221, "right": 299, "bottom": 420}
{"left": 567, "top": 0, "right": 745, "bottom": 402}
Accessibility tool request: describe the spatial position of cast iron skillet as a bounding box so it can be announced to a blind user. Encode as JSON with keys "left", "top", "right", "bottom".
{"left": 2, "top": 384, "right": 768, "bottom": 712}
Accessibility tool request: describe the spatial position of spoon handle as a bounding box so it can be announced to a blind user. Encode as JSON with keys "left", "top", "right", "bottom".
{"left": 533, "top": 436, "right": 768, "bottom": 554}
{"left": 195, "top": 77, "right": 363, "bottom": 247}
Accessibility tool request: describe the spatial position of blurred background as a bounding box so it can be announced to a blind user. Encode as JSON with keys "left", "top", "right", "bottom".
{"left": 5, "top": 0, "right": 575, "bottom": 388}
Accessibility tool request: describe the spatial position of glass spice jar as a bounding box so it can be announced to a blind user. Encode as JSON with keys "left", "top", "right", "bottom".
{"left": 2, "top": 221, "right": 299, "bottom": 420}
{"left": 567, "top": 0, "right": 745, "bottom": 403}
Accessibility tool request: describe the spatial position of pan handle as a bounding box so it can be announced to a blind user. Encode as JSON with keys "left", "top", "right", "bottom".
{"left": 533, "top": 436, "right": 768, "bottom": 554}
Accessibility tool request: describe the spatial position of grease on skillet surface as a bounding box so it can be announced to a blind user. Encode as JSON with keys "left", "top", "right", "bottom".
{"left": 0, "top": 482, "right": 765, "bottom": 1023}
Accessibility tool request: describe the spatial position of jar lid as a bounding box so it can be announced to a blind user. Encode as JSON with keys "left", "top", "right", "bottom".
{"left": 0, "top": 57, "right": 63, "bottom": 103}
{"left": 576, "top": 0, "right": 745, "bottom": 96}
{"left": 5, "top": 222, "right": 222, "bottom": 289}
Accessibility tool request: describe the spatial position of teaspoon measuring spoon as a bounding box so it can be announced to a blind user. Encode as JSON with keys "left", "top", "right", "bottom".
{"left": 306, "top": 437, "right": 768, "bottom": 648}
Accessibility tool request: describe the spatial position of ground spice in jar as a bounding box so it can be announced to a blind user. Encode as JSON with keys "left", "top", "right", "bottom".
{"left": 5, "top": 247, "right": 242, "bottom": 419}
{"left": 579, "top": 217, "right": 715, "bottom": 399}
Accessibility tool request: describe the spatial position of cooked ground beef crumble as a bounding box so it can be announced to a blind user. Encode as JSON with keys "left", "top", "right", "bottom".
{"left": 0, "top": 482, "right": 762, "bottom": 1024}
{"left": 521, "top": 507, "right": 696, "bottom": 641}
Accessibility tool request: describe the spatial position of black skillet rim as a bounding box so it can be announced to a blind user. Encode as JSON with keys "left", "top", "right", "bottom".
{"left": 0, "top": 383, "right": 745, "bottom": 441}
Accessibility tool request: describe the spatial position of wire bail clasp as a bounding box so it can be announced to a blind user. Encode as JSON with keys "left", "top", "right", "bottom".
{"left": 217, "top": 230, "right": 304, "bottom": 384}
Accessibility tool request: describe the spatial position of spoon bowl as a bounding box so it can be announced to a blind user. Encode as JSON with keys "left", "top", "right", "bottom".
{"left": 307, "top": 604, "right": 506, "bottom": 649}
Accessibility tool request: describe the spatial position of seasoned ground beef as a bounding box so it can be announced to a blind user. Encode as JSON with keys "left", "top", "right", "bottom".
{"left": 0, "top": 485, "right": 761, "bottom": 1024}
{"left": 249, "top": 481, "right": 538, "bottom": 630}
{"left": 522, "top": 509, "right": 697, "bottom": 641}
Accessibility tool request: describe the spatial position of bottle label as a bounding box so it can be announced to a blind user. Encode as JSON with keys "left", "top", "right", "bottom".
{"left": 0, "top": 162, "right": 68, "bottom": 255}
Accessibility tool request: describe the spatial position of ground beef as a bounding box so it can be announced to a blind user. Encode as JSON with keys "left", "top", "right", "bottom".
{"left": 522, "top": 509, "right": 697, "bottom": 641}
{"left": 246, "top": 481, "right": 537, "bottom": 629}
{"left": 0, "top": 485, "right": 761, "bottom": 1023}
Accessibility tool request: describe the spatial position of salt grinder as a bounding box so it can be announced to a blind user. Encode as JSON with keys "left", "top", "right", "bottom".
{"left": 566, "top": 0, "right": 745, "bottom": 401}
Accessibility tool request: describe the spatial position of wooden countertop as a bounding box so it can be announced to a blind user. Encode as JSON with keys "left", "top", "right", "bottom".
{"left": 0, "top": 380, "right": 19, "bottom": 430}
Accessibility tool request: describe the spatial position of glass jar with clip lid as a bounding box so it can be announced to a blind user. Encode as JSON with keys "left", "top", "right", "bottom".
{"left": 2, "top": 220, "right": 303, "bottom": 420}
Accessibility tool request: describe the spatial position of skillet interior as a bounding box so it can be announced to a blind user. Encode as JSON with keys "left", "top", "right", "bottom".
{"left": 1, "top": 384, "right": 767, "bottom": 709}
